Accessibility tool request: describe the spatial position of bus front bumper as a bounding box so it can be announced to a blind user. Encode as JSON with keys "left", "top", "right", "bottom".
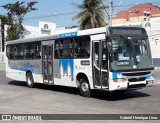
{"left": 109, "top": 79, "right": 155, "bottom": 91}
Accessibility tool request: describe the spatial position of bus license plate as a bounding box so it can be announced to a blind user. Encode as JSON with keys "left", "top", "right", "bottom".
{"left": 147, "top": 80, "right": 155, "bottom": 86}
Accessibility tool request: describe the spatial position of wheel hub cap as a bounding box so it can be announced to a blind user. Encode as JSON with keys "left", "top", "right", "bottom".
{"left": 81, "top": 83, "right": 89, "bottom": 92}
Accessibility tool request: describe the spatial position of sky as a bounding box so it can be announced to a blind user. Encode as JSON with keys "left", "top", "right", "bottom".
{"left": 0, "top": 0, "right": 159, "bottom": 27}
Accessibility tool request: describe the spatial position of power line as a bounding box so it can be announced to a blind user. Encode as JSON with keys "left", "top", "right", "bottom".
{"left": 23, "top": 12, "right": 78, "bottom": 21}
{"left": 21, "top": 1, "right": 160, "bottom": 22}
{"left": 1, "top": 1, "right": 160, "bottom": 25}
{"left": 101, "top": 1, "right": 109, "bottom": 18}
{"left": 118, "top": 0, "right": 123, "bottom": 6}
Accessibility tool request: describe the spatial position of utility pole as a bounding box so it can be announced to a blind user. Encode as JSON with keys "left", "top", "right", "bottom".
{"left": 53, "top": 9, "right": 57, "bottom": 34}
{"left": 109, "top": 0, "right": 113, "bottom": 26}
{"left": 53, "top": 9, "right": 57, "bottom": 23}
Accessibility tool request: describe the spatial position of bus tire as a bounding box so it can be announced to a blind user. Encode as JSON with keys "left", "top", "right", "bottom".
{"left": 79, "top": 78, "right": 91, "bottom": 97}
{"left": 26, "top": 72, "right": 34, "bottom": 88}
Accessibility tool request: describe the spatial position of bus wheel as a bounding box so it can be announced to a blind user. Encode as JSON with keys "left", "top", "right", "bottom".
{"left": 26, "top": 72, "right": 34, "bottom": 88}
{"left": 79, "top": 78, "right": 91, "bottom": 97}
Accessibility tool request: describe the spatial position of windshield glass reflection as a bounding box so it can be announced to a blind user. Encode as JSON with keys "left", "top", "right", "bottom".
{"left": 110, "top": 36, "right": 153, "bottom": 71}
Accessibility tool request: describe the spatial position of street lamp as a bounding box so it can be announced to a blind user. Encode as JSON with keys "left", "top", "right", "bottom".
{"left": 144, "top": 11, "right": 151, "bottom": 21}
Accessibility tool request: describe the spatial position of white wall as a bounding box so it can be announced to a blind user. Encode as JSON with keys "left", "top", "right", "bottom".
{"left": 23, "top": 25, "right": 44, "bottom": 39}
{"left": 23, "top": 21, "right": 57, "bottom": 39}
{"left": 150, "top": 17, "right": 160, "bottom": 58}
{"left": 23, "top": 21, "right": 79, "bottom": 39}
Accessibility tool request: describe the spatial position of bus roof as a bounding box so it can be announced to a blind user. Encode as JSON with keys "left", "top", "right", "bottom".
{"left": 6, "top": 26, "right": 146, "bottom": 44}
{"left": 6, "top": 27, "right": 107, "bottom": 44}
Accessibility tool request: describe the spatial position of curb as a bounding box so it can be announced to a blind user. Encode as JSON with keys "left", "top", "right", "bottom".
{"left": 0, "top": 68, "right": 6, "bottom": 71}
{"left": 154, "top": 67, "right": 160, "bottom": 70}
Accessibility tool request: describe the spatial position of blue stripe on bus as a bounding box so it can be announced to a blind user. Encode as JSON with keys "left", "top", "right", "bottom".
{"left": 60, "top": 32, "right": 77, "bottom": 38}
{"left": 59, "top": 59, "right": 74, "bottom": 77}
{"left": 11, "top": 63, "right": 34, "bottom": 73}
{"left": 112, "top": 72, "right": 122, "bottom": 79}
{"left": 124, "top": 73, "right": 153, "bottom": 79}
{"left": 12, "top": 68, "right": 34, "bottom": 73}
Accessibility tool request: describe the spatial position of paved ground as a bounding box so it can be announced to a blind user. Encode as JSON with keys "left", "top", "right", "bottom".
{"left": 0, "top": 70, "right": 160, "bottom": 122}
{"left": 154, "top": 69, "right": 160, "bottom": 84}
{"left": 0, "top": 63, "right": 5, "bottom": 70}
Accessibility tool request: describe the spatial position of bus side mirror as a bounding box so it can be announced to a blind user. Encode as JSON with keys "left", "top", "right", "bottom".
{"left": 106, "top": 38, "right": 112, "bottom": 54}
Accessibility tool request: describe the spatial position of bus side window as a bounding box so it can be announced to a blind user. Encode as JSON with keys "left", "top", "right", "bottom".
{"left": 24, "top": 43, "right": 35, "bottom": 59}
{"left": 14, "top": 45, "right": 18, "bottom": 59}
{"left": 6, "top": 45, "right": 15, "bottom": 59}
{"left": 74, "top": 36, "right": 90, "bottom": 58}
{"left": 54, "top": 40, "right": 60, "bottom": 59}
{"left": 54, "top": 39, "right": 74, "bottom": 59}
{"left": 35, "top": 42, "right": 41, "bottom": 59}
{"left": 17, "top": 44, "right": 24, "bottom": 59}
{"left": 15, "top": 44, "right": 23, "bottom": 59}
{"left": 61, "top": 39, "right": 73, "bottom": 58}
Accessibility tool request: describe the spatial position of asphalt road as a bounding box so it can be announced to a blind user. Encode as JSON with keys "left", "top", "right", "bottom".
{"left": 0, "top": 70, "right": 160, "bottom": 122}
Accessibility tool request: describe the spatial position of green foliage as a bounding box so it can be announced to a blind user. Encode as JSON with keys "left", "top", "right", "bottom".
{"left": 72, "top": 0, "right": 107, "bottom": 29}
{"left": 1, "top": 1, "right": 38, "bottom": 41}
{"left": 7, "top": 27, "right": 19, "bottom": 40}
{"left": 0, "top": 15, "right": 8, "bottom": 23}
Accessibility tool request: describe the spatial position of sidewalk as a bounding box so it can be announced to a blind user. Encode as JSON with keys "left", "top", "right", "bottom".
{"left": 154, "top": 69, "right": 160, "bottom": 85}
{"left": 0, "top": 63, "right": 5, "bottom": 70}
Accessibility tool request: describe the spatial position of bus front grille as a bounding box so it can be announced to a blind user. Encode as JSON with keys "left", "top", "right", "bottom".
{"left": 122, "top": 72, "right": 151, "bottom": 76}
{"left": 128, "top": 77, "right": 146, "bottom": 82}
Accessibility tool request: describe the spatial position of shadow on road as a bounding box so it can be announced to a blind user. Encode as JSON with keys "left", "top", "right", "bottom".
{"left": 8, "top": 80, "right": 150, "bottom": 101}
{"left": 8, "top": 80, "right": 79, "bottom": 95}
{"left": 90, "top": 90, "right": 150, "bottom": 101}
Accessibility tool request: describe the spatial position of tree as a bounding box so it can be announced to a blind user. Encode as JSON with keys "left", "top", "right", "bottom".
{"left": 72, "top": 0, "right": 107, "bottom": 29}
{"left": 2, "top": 1, "right": 38, "bottom": 40}
{"left": 0, "top": 15, "right": 8, "bottom": 51}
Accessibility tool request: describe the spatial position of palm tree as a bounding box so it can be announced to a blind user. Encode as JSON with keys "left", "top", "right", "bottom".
{"left": 72, "top": 0, "right": 107, "bottom": 29}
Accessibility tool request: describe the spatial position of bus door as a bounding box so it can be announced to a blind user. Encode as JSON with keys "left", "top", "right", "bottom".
{"left": 92, "top": 35, "right": 108, "bottom": 89}
{"left": 42, "top": 44, "right": 54, "bottom": 84}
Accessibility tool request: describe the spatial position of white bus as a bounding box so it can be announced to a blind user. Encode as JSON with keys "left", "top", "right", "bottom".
{"left": 6, "top": 26, "right": 155, "bottom": 97}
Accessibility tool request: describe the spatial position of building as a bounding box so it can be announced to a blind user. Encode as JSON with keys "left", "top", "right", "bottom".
{"left": 23, "top": 21, "right": 79, "bottom": 39}
{"left": 113, "top": 3, "right": 160, "bottom": 24}
{"left": 23, "top": 21, "right": 56, "bottom": 39}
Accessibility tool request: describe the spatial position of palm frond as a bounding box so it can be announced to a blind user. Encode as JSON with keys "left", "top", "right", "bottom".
{"left": 72, "top": 0, "right": 107, "bottom": 29}
{"left": 71, "top": 3, "right": 86, "bottom": 10}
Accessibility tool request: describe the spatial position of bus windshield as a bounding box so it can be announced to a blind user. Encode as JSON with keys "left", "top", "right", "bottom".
{"left": 110, "top": 36, "right": 153, "bottom": 71}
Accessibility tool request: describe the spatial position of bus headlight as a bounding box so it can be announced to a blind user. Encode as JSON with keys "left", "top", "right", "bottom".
{"left": 148, "top": 75, "right": 154, "bottom": 79}
{"left": 113, "top": 78, "right": 126, "bottom": 82}
{"left": 146, "top": 75, "right": 155, "bottom": 85}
